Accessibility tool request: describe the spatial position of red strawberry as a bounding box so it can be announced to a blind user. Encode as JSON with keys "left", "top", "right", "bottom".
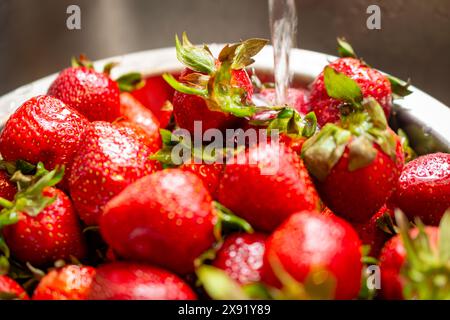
{"left": 0, "top": 275, "right": 29, "bottom": 300}
{"left": 48, "top": 66, "right": 120, "bottom": 122}
{"left": 131, "top": 74, "right": 175, "bottom": 128}
{"left": 353, "top": 204, "right": 396, "bottom": 257}
{"left": 278, "top": 134, "right": 306, "bottom": 155}
{"left": 212, "top": 233, "right": 266, "bottom": 285}
{"left": 88, "top": 262, "right": 196, "bottom": 300}
{"left": 69, "top": 121, "right": 160, "bottom": 225}
{"left": 393, "top": 153, "right": 450, "bottom": 226}
{"left": 311, "top": 137, "right": 403, "bottom": 223}
{"left": 303, "top": 87, "right": 404, "bottom": 223}
{"left": 0, "top": 95, "right": 89, "bottom": 186}
{"left": 32, "top": 265, "right": 95, "bottom": 300}
{"left": 2, "top": 168, "right": 86, "bottom": 266}
{"left": 262, "top": 211, "right": 363, "bottom": 300}
{"left": 379, "top": 226, "right": 439, "bottom": 300}
{"left": 0, "top": 171, "right": 17, "bottom": 201}
{"left": 119, "top": 92, "right": 162, "bottom": 150}
{"left": 310, "top": 57, "right": 392, "bottom": 126}
{"left": 115, "top": 120, "right": 161, "bottom": 153}
{"left": 164, "top": 34, "right": 267, "bottom": 135}
{"left": 100, "top": 169, "right": 217, "bottom": 274}
{"left": 179, "top": 162, "right": 223, "bottom": 198}
{"left": 218, "top": 141, "right": 319, "bottom": 232}
{"left": 259, "top": 87, "right": 311, "bottom": 114}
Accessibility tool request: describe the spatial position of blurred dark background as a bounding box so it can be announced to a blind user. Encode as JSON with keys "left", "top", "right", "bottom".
{"left": 1, "top": 0, "right": 449, "bottom": 105}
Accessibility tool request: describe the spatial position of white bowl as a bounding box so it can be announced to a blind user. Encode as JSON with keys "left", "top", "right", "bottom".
{"left": 1, "top": 45, "right": 449, "bottom": 154}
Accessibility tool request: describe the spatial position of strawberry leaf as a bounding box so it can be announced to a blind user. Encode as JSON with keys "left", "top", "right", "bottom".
{"left": 387, "top": 74, "right": 412, "bottom": 99}
{"left": 232, "top": 38, "right": 269, "bottom": 70}
{"left": 265, "top": 108, "right": 317, "bottom": 139}
{"left": 116, "top": 72, "right": 145, "bottom": 92}
{"left": 347, "top": 136, "right": 377, "bottom": 171}
{"left": 163, "top": 73, "right": 208, "bottom": 97}
{"left": 159, "top": 128, "right": 173, "bottom": 146}
{"left": 324, "top": 66, "right": 363, "bottom": 106}
{"left": 71, "top": 54, "right": 94, "bottom": 69}
{"left": 180, "top": 72, "right": 210, "bottom": 89}
{"left": 103, "top": 61, "right": 119, "bottom": 75}
{"left": 337, "top": 37, "right": 357, "bottom": 59}
{"left": 175, "top": 33, "right": 216, "bottom": 75}
{"left": 397, "top": 129, "right": 417, "bottom": 163}
{"left": 196, "top": 265, "right": 249, "bottom": 300}
{"left": 301, "top": 124, "right": 352, "bottom": 181}
{"left": 213, "top": 201, "right": 254, "bottom": 240}
{"left": 0, "top": 160, "right": 35, "bottom": 176}
{"left": 363, "top": 98, "right": 388, "bottom": 130}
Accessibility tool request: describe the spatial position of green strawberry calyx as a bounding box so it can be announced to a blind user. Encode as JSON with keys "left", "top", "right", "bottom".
{"left": 0, "top": 163, "right": 64, "bottom": 274}
{"left": 150, "top": 128, "right": 244, "bottom": 167}
{"left": 396, "top": 209, "right": 450, "bottom": 300}
{"left": 302, "top": 96, "right": 398, "bottom": 181}
{"left": 337, "top": 37, "right": 358, "bottom": 59}
{"left": 115, "top": 72, "right": 145, "bottom": 92}
{"left": 397, "top": 129, "right": 417, "bottom": 163}
{"left": 163, "top": 32, "right": 268, "bottom": 118}
{"left": 213, "top": 201, "right": 254, "bottom": 242}
{"left": 71, "top": 54, "right": 94, "bottom": 69}
{"left": 0, "top": 162, "right": 64, "bottom": 223}
{"left": 250, "top": 108, "right": 317, "bottom": 140}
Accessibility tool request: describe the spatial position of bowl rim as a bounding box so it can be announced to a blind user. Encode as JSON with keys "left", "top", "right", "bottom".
{"left": 1, "top": 45, "right": 449, "bottom": 147}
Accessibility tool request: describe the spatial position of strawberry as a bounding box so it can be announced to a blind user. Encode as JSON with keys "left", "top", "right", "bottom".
{"left": 119, "top": 92, "right": 162, "bottom": 150}
{"left": 392, "top": 153, "right": 450, "bottom": 226}
{"left": 353, "top": 204, "right": 396, "bottom": 257}
{"left": 302, "top": 68, "right": 404, "bottom": 223}
{"left": 164, "top": 33, "right": 267, "bottom": 135}
{"left": 48, "top": 66, "right": 120, "bottom": 122}
{"left": 0, "top": 95, "right": 89, "bottom": 187}
{"left": 259, "top": 87, "right": 311, "bottom": 114}
{"left": 0, "top": 171, "right": 17, "bottom": 201}
{"left": 88, "top": 262, "right": 196, "bottom": 300}
{"left": 32, "top": 265, "right": 95, "bottom": 300}
{"left": 0, "top": 275, "right": 29, "bottom": 300}
{"left": 1, "top": 167, "right": 86, "bottom": 266}
{"left": 309, "top": 38, "right": 411, "bottom": 127}
{"left": 48, "top": 56, "right": 144, "bottom": 122}
{"left": 69, "top": 121, "right": 160, "bottom": 225}
{"left": 179, "top": 162, "right": 223, "bottom": 198}
{"left": 218, "top": 141, "right": 319, "bottom": 232}
{"left": 100, "top": 169, "right": 217, "bottom": 274}
{"left": 379, "top": 211, "right": 449, "bottom": 300}
{"left": 262, "top": 211, "right": 363, "bottom": 300}
{"left": 131, "top": 74, "right": 176, "bottom": 128}
{"left": 310, "top": 57, "right": 392, "bottom": 126}
{"left": 114, "top": 121, "right": 160, "bottom": 152}
{"left": 212, "top": 233, "right": 266, "bottom": 285}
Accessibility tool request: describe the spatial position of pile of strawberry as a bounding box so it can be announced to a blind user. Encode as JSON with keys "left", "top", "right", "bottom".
{"left": 0, "top": 35, "right": 449, "bottom": 301}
